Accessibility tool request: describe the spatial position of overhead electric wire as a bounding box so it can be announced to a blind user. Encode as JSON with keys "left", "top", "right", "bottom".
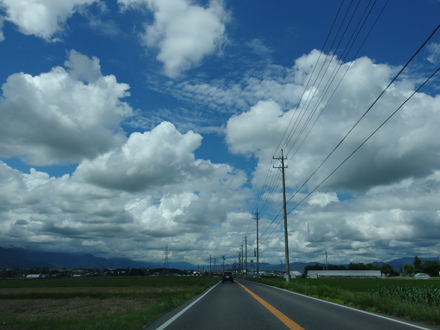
{"left": 249, "top": 1, "right": 347, "bottom": 218}
{"left": 272, "top": 0, "right": 347, "bottom": 160}
{"left": 286, "top": 0, "right": 387, "bottom": 161}
{"left": 284, "top": 22, "right": 440, "bottom": 207}
{"left": 257, "top": 0, "right": 382, "bottom": 242}
{"left": 287, "top": 65, "right": 440, "bottom": 216}
{"left": 281, "top": 0, "right": 360, "bottom": 154}
{"left": 283, "top": 0, "right": 381, "bottom": 161}
{"left": 245, "top": 169, "right": 282, "bottom": 235}
{"left": 258, "top": 23, "right": 440, "bottom": 245}
{"left": 248, "top": 1, "right": 348, "bottom": 235}
{"left": 261, "top": 65, "right": 440, "bottom": 245}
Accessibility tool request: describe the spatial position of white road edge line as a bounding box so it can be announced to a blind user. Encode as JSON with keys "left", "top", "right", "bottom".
{"left": 155, "top": 281, "right": 221, "bottom": 330}
{"left": 255, "top": 281, "right": 433, "bottom": 330}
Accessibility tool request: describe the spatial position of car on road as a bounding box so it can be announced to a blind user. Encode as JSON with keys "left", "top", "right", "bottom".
{"left": 414, "top": 273, "right": 430, "bottom": 279}
{"left": 222, "top": 271, "right": 234, "bottom": 283}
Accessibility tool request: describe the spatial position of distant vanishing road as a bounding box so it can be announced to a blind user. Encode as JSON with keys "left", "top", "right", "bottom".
{"left": 143, "top": 279, "right": 438, "bottom": 330}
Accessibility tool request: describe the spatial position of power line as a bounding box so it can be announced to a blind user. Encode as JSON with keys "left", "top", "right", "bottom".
{"left": 285, "top": 22, "right": 440, "bottom": 208}
{"left": 286, "top": 0, "right": 387, "bottom": 160}
{"left": 273, "top": 0, "right": 346, "bottom": 159}
{"left": 287, "top": 65, "right": 440, "bottom": 216}
{"left": 249, "top": 1, "right": 348, "bottom": 224}
{"left": 257, "top": 22, "right": 440, "bottom": 246}
{"left": 253, "top": 0, "right": 386, "bottom": 233}
{"left": 284, "top": 0, "right": 387, "bottom": 162}
{"left": 262, "top": 64, "right": 440, "bottom": 244}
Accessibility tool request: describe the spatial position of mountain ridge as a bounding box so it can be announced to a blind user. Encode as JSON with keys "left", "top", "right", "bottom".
{"left": 0, "top": 246, "right": 437, "bottom": 271}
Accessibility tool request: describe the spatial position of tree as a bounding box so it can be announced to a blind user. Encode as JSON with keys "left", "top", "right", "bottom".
{"left": 366, "top": 263, "right": 380, "bottom": 270}
{"left": 413, "top": 256, "right": 424, "bottom": 273}
{"left": 304, "top": 264, "right": 325, "bottom": 272}
{"left": 348, "top": 262, "right": 367, "bottom": 270}
{"left": 403, "top": 263, "right": 414, "bottom": 274}
{"left": 423, "top": 260, "right": 439, "bottom": 276}
{"left": 380, "top": 263, "right": 394, "bottom": 275}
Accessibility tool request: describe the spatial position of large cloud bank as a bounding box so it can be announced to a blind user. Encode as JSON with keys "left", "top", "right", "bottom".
{"left": 222, "top": 51, "right": 440, "bottom": 263}
{"left": 1, "top": 25, "right": 439, "bottom": 265}
{"left": 0, "top": 51, "right": 250, "bottom": 264}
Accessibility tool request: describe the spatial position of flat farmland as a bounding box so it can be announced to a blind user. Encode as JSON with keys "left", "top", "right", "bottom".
{"left": 0, "top": 276, "right": 219, "bottom": 330}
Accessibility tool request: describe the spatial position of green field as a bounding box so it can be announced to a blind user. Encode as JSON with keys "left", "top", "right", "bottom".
{"left": 253, "top": 277, "right": 440, "bottom": 327}
{"left": 0, "top": 276, "right": 219, "bottom": 330}
{"left": 2, "top": 276, "right": 440, "bottom": 329}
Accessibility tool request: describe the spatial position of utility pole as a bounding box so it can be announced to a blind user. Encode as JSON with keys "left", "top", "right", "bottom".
{"left": 238, "top": 251, "right": 241, "bottom": 275}
{"left": 253, "top": 210, "right": 260, "bottom": 279}
{"left": 210, "top": 255, "right": 212, "bottom": 276}
{"left": 325, "top": 250, "right": 329, "bottom": 271}
{"left": 163, "top": 245, "right": 169, "bottom": 276}
{"left": 222, "top": 256, "right": 226, "bottom": 272}
{"left": 274, "top": 149, "right": 290, "bottom": 283}
{"left": 245, "top": 236, "right": 248, "bottom": 277}
{"left": 241, "top": 244, "right": 244, "bottom": 276}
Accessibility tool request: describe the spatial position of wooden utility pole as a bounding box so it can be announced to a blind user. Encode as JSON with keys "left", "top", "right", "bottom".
{"left": 274, "top": 149, "right": 290, "bottom": 283}
{"left": 245, "top": 236, "right": 248, "bottom": 277}
{"left": 253, "top": 210, "right": 260, "bottom": 279}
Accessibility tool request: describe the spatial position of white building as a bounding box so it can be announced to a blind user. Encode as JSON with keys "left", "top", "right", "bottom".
{"left": 307, "top": 270, "right": 381, "bottom": 279}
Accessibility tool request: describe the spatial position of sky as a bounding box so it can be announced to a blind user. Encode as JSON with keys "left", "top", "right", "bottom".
{"left": 0, "top": 0, "right": 439, "bottom": 268}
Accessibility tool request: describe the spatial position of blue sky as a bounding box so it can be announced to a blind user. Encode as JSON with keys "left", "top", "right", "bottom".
{"left": 0, "top": 0, "right": 439, "bottom": 268}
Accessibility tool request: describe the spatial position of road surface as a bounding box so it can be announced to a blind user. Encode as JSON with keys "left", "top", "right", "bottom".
{"left": 143, "top": 279, "right": 438, "bottom": 330}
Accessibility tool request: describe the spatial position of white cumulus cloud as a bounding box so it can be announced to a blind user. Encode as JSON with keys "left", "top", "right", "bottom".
{"left": 0, "top": 50, "right": 132, "bottom": 165}
{"left": 0, "top": 0, "right": 99, "bottom": 40}
{"left": 74, "top": 121, "right": 202, "bottom": 191}
{"left": 226, "top": 51, "right": 440, "bottom": 193}
{"left": 0, "top": 16, "right": 4, "bottom": 41}
{"left": 118, "top": 0, "right": 229, "bottom": 78}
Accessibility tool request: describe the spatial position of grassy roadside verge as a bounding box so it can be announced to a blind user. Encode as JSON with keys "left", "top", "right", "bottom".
{"left": 0, "top": 277, "right": 219, "bottom": 330}
{"left": 249, "top": 278, "right": 440, "bottom": 327}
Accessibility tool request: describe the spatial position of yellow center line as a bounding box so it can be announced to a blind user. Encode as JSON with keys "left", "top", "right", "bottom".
{"left": 236, "top": 280, "right": 304, "bottom": 330}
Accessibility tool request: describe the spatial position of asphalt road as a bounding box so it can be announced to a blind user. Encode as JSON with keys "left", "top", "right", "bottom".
{"left": 143, "top": 279, "right": 439, "bottom": 330}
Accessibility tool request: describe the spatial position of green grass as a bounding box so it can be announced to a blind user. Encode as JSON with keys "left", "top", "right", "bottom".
{"left": 251, "top": 278, "right": 440, "bottom": 326}
{"left": 0, "top": 276, "right": 207, "bottom": 289}
{"left": 2, "top": 290, "right": 206, "bottom": 330}
{"left": 0, "top": 276, "right": 219, "bottom": 330}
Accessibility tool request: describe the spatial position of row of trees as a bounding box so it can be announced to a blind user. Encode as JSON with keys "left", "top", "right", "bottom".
{"left": 304, "top": 256, "right": 440, "bottom": 277}
{"left": 403, "top": 256, "right": 439, "bottom": 276}
{"left": 0, "top": 266, "right": 205, "bottom": 279}
{"left": 305, "top": 262, "right": 398, "bottom": 275}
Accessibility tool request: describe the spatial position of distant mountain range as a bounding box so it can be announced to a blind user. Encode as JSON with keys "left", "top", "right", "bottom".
{"left": 0, "top": 246, "right": 438, "bottom": 271}
{"left": 0, "top": 247, "right": 194, "bottom": 270}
